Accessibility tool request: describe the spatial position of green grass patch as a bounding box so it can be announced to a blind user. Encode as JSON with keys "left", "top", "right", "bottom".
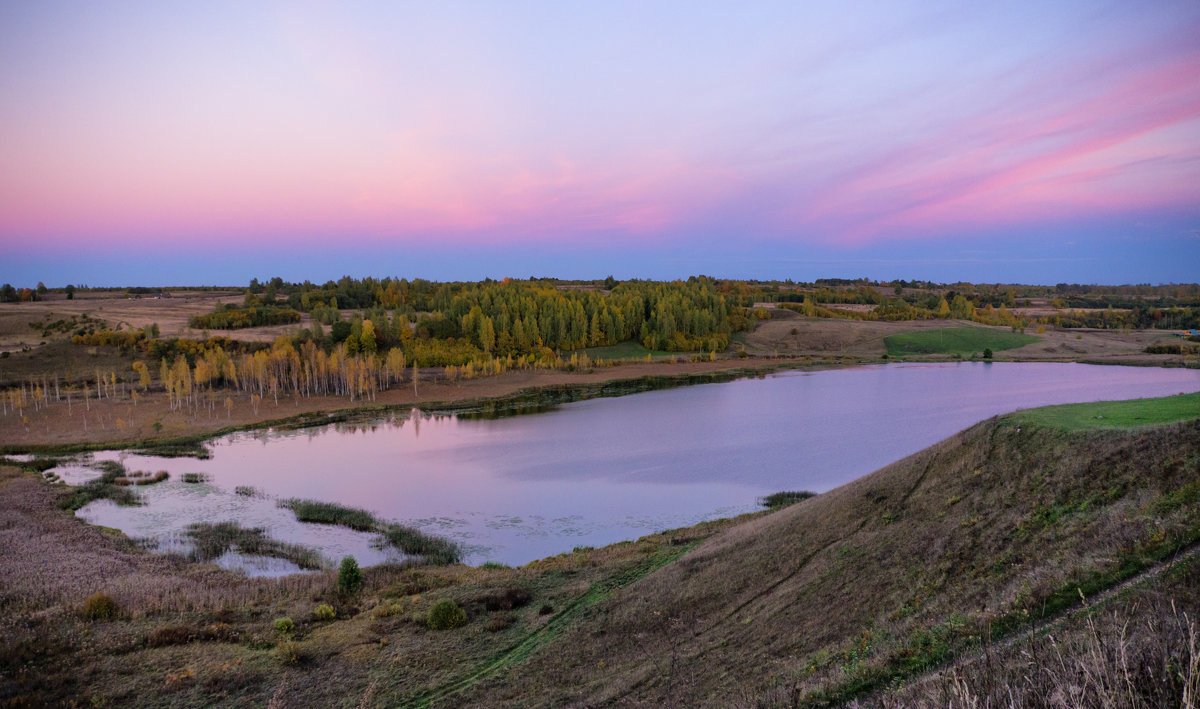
{"left": 884, "top": 326, "right": 1040, "bottom": 357}
{"left": 279, "top": 498, "right": 378, "bottom": 531}
{"left": 1009, "top": 392, "right": 1200, "bottom": 431}
{"left": 579, "top": 340, "right": 682, "bottom": 360}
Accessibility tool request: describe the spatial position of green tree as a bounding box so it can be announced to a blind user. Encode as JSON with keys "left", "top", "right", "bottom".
{"left": 360, "top": 320, "right": 377, "bottom": 355}
{"left": 479, "top": 317, "right": 495, "bottom": 353}
{"left": 338, "top": 556, "right": 362, "bottom": 595}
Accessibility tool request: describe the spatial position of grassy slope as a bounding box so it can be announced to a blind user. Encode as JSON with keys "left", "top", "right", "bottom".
{"left": 884, "top": 326, "right": 1040, "bottom": 357}
{"left": 458, "top": 408, "right": 1200, "bottom": 706}
{"left": 3, "top": 396, "right": 1198, "bottom": 707}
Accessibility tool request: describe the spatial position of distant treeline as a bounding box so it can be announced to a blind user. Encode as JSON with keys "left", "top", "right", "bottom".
{"left": 241, "top": 276, "right": 745, "bottom": 353}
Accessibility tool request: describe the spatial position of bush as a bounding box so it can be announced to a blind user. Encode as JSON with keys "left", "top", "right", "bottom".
{"left": 147, "top": 625, "right": 192, "bottom": 648}
{"left": 427, "top": 599, "right": 467, "bottom": 630}
{"left": 313, "top": 604, "right": 336, "bottom": 621}
{"left": 485, "top": 615, "right": 514, "bottom": 633}
{"left": 273, "top": 617, "right": 295, "bottom": 636}
{"left": 81, "top": 592, "right": 117, "bottom": 620}
{"left": 478, "top": 587, "right": 531, "bottom": 611}
{"left": 275, "top": 640, "right": 302, "bottom": 666}
{"left": 338, "top": 556, "right": 362, "bottom": 595}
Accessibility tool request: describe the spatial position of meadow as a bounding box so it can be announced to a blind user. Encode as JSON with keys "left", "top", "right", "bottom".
{"left": 883, "top": 326, "right": 1042, "bottom": 357}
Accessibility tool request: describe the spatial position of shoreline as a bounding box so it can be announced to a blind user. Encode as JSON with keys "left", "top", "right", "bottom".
{"left": 3, "top": 353, "right": 1196, "bottom": 455}
{"left": 1, "top": 356, "right": 831, "bottom": 454}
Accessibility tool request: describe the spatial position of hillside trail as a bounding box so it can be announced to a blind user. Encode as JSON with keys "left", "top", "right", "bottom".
{"left": 857, "top": 539, "right": 1200, "bottom": 705}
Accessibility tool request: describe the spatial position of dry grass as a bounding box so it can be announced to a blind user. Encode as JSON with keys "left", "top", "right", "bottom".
{"left": 869, "top": 561, "right": 1200, "bottom": 708}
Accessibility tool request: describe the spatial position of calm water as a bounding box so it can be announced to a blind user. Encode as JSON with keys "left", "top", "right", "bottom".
{"left": 69, "top": 362, "right": 1200, "bottom": 572}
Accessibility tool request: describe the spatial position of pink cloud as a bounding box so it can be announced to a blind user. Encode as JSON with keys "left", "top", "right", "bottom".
{"left": 802, "top": 40, "right": 1200, "bottom": 244}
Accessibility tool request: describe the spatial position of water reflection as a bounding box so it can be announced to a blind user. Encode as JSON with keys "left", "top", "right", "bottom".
{"left": 64, "top": 363, "right": 1200, "bottom": 572}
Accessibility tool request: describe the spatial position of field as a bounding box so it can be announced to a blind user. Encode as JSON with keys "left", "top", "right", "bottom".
{"left": 0, "top": 291, "right": 311, "bottom": 356}
{"left": 883, "top": 326, "right": 1041, "bottom": 357}
{"left": 733, "top": 305, "right": 1183, "bottom": 365}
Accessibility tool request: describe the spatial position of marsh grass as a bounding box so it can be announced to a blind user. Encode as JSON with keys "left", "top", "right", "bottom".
{"left": 760, "top": 490, "right": 817, "bottom": 509}
{"left": 278, "top": 498, "right": 462, "bottom": 565}
{"left": 135, "top": 440, "right": 212, "bottom": 459}
{"left": 379, "top": 523, "right": 461, "bottom": 565}
{"left": 278, "top": 498, "right": 377, "bottom": 531}
{"left": 182, "top": 472, "right": 210, "bottom": 484}
{"left": 185, "top": 522, "right": 326, "bottom": 571}
{"left": 59, "top": 461, "right": 143, "bottom": 511}
{"left": 113, "top": 470, "right": 169, "bottom": 486}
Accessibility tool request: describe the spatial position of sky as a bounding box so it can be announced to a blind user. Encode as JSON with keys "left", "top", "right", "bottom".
{"left": 1, "top": 1, "right": 1198, "bottom": 287}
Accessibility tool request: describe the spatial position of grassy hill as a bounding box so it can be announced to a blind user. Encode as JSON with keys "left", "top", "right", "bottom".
{"left": 2, "top": 394, "right": 1198, "bottom": 707}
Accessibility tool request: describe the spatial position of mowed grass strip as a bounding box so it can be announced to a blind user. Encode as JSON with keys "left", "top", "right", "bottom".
{"left": 580, "top": 340, "right": 681, "bottom": 360}
{"left": 884, "top": 326, "right": 1040, "bottom": 357}
{"left": 1010, "top": 391, "right": 1200, "bottom": 431}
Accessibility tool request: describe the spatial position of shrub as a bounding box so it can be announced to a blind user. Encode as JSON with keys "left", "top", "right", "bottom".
{"left": 81, "top": 592, "right": 118, "bottom": 620}
{"left": 147, "top": 625, "right": 192, "bottom": 647}
{"left": 427, "top": 599, "right": 467, "bottom": 630}
{"left": 313, "top": 604, "right": 336, "bottom": 621}
{"left": 273, "top": 617, "right": 295, "bottom": 636}
{"left": 478, "top": 587, "right": 531, "bottom": 612}
{"left": 983, "top": 347, "right": 994, "bottom": 359}
{"left": 338, "top": 556, "right": 362, "bottom": 595}
{"left": 275, "top": 640, "right": 302, "bottom": 666}
{"left": 485, "top": 615, "right": 514, "bottom": 633}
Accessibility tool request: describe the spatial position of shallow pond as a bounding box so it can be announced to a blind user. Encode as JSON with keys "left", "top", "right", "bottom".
{"left": 68, "top": 362, "right": 1200, "bottom": 572}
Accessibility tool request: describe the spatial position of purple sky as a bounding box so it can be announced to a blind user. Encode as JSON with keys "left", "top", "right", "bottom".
{"left": 2, "top": 1, "right": 1198, "bottom": 286}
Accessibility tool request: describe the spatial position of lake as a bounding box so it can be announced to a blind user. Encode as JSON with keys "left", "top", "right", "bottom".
{"left": 68, "top": 362, "right": 1200, "bottom": 573}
